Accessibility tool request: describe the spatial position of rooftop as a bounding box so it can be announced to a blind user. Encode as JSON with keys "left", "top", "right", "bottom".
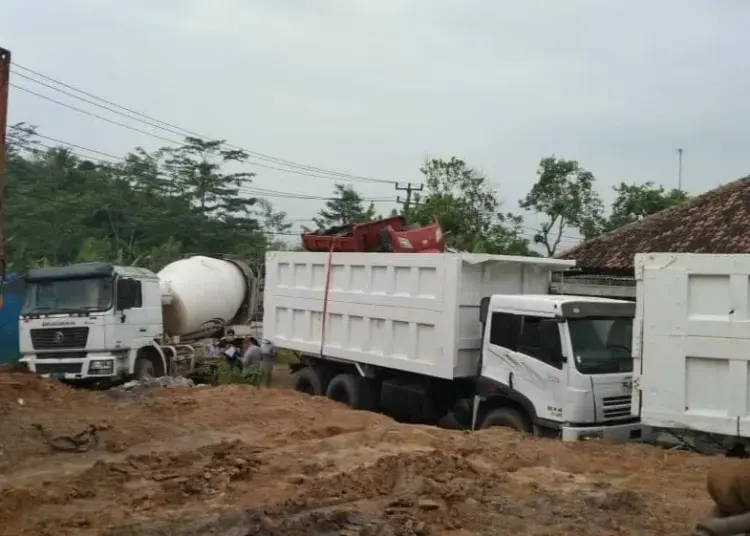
{"left": 559, "top": 175, "right": 750, "bottom": 271}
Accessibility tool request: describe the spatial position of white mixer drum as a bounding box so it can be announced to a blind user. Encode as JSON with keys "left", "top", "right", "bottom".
{"left": 158, "top": 256, "right": 246, "bottom": 336}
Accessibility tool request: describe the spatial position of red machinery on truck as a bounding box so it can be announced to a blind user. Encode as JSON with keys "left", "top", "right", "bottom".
{"left": 301, "top": 217, "right": 445, "bottom": 253}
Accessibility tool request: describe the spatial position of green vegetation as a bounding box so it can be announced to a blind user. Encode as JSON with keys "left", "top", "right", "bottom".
{"left": 6, "top": 123, "right": 690, "bottom": 269}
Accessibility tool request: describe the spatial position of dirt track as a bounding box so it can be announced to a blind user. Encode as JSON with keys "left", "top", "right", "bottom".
{"left": 0, "top": 371, "right": 720, "bottom": 535}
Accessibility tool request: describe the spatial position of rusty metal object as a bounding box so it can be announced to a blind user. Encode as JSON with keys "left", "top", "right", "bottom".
{"left": 0, "top": 47, "right": 9, "bottom": 309}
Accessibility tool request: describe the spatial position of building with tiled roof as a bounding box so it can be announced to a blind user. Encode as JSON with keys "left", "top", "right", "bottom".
{"left": 559, "top": 176, "right": 750, "bottom": 272}
{"left": 550, "top": 176, "right": 750, "bottom": 299}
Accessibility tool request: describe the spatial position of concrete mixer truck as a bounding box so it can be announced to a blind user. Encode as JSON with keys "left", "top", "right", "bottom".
{"left": 17, "top": 255, "right": 262, "bottom": 384}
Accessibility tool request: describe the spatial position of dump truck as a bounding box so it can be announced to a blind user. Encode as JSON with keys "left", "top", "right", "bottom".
{"left": 632, "top": 252, "right": 750, "bottom": 455}
{"left": 263, "top": 250, "right": 647, "bottom": 442}
{"left": 18, "top": 255, "right": 262, "bottom": 383}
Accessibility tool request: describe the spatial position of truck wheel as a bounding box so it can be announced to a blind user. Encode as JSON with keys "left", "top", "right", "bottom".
{"left": 325, "top": 373, "right": 373, "bottom": 410}
{"left": 480, "top": 408, "right": 532, "bottom": 434}
{"left": 294, "top": 366, "right": 329, "bottom": 396}
{"left": 134, "top": 357, "right": 155, "bottom": 381}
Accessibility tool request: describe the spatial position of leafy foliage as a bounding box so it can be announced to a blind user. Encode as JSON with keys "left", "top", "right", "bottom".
{"left": 4, "top": 120, "right": 692, "bottom": 271}
{"left": 5, "top": 124, "right": 280, "bottom": 273}
{"left": 602, "top": 182, "right": 689, "bottom": 232}
{"left": 520, "top": 157, "right": 605, "bottom": 256}
{"left": 520, "top": 156, "right": 690, "bottom": 256}
{"left": 408, "top": 157, "right": 533, "bottom": 255}
{"left": 313, "top": 184, "right": 376, "bottom": 228}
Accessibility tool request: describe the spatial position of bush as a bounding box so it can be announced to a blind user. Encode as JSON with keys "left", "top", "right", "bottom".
{"left": 276, "top": 349, "right": 299, "bottom": 365}
{"left": 216, "top": 363, "right": 263, "bottom": 386}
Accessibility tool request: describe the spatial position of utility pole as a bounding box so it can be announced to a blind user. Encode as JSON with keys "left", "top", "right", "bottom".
{"left": 0, "top": 47, "right": 10, "bottom": 310}
{"left": 395, "top": 182, "right": 423, "bottom": 211}
{"left": 677, "top": 148, "right": 683, "bottom": 190}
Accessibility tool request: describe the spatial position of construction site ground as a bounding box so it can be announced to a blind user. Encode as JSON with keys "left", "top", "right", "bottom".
{"left": 0, "top": 369, "right": 717, "bottom": 536}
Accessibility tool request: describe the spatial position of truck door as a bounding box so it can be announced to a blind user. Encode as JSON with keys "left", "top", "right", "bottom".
{"left": 483, "top": 312, "right": 566, "bottom": 423}
{"left": 112, "top": 278, "right": 147, "bottom": 354}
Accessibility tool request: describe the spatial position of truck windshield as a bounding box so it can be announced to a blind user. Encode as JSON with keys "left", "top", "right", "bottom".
{"left": 567, "top": 317, "right": 634, "bottom": 374}
{"left": 22, "top": 277, "right": 114, "bottom": 314}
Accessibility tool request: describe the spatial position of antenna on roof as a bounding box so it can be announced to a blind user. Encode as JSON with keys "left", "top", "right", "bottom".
{"left": 677, "top": 148, "right": 683, "bottom": 190}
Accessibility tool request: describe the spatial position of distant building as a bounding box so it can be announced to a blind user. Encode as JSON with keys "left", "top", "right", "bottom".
{"left": 552, "top": 175, "right": 750, "bottom": 299}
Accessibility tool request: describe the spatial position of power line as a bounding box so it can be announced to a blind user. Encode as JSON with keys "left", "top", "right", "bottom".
{"left": 8, "top": 129, "right": 581, "bottom": 244}
{"left": 12, "top": 70, "right": 190, "bottom": 139}
{"left": 12, "top": 82, "right": 400, "bottom": 185}
{"left": 7, "top": 135, "right": 398, "bottom": 204}
{"left": 11, "top": 84, "right": 179, "bottom": 144}
{"left": 11, "top": 63, "right": 402, "bottom": 185}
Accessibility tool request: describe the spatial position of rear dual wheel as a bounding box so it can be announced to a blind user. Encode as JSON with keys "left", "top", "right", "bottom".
{"left": 325, "top": 373, "right": 374, "bottom": 411}
{"left": 293, "top": 366, "right": 331, "bottom": 396}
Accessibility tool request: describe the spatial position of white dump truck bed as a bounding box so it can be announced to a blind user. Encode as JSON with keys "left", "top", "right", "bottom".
{"left": 634, "top": 253, "right": 750, "bottom": 437}
{"left": 263, "top": 252, "right": 574, "bottom": 380}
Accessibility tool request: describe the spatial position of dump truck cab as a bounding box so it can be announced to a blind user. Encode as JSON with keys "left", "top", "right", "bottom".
{"left": 478, "top": 294, "right": 644, "bottom": 442}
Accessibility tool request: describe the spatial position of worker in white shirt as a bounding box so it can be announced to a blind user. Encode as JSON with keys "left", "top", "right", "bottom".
{"left": 219, "top": 339, "right": 241, "bottom": 372}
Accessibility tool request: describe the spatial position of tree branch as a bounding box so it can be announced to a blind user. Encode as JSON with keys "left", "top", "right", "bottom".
{"left": 550, "top": 215, "right": 566, "bottom": 256}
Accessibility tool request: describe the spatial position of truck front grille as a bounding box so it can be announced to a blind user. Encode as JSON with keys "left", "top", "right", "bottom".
{"left": 602, "top": 395, "right": 632, "bottom": 420}
{"left": 30, "top": 327, "right": 89, "bottom": 350}
{"left": 34, "top": 362, "right": 83, "bottom": 375}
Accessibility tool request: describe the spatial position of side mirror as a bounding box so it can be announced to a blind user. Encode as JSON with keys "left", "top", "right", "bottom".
{"left": 116, "top": 279, "right": 136, "bottom": 310}
{"left": 539, "top": 319, "right": 564, "bottom": 366}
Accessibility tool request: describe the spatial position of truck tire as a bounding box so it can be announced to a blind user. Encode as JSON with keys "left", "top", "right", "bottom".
{"left": 480, "top": 407, "right": 532, "bottom": 434}
{"left": 294, "top": 366, "right": 329, "bottom": 396}
{"left": 325, "top": 373, "right": 373, "bottom": 410}
{"left": 134, "top": 357, "right": 155, "bottom": 381}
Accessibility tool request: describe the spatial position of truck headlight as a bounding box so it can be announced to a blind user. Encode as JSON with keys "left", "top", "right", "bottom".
{"left": 579, "top": 431, "right": 603, "bottom": 441}
{"left": 88, "top": 360, "right": 114, "bottom": 375}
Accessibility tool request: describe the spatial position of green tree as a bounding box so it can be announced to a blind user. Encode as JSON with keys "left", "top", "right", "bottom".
{"left": 159, "top": 137, "right": 257, "bottom": 218}
{"left": 408, "top": 157, "right": 532, "bottom": 255}
{"left": 4, "top": 125, "right": 275, "bottom": 273}
{"left": 520, "top": 156, "right": 604, "bottom": 257}
{"left": 255, "top": 198, "right": 292, "bottom": 250}
{"left": 314, "top": 184, "right": 376, "bottom": 228}
{"left": 602, "top": 182, "right": 689, "bottom": 232}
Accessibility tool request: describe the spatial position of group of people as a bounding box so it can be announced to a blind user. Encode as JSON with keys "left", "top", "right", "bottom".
{"left": 206, "top": 335, "right": 277, "bottom": 387}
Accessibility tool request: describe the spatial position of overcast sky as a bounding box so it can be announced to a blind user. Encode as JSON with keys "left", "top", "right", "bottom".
{"left": 3, "top": 0, "right": 750, "bottom": 249}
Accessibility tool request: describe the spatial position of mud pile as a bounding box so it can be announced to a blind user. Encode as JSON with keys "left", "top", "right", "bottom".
{"left": 0, "top": 372, "right": 718, "bottom": 535}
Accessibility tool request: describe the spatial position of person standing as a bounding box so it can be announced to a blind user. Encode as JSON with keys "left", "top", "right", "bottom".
{"left": 204, "top": 338, "right": 220, "bottom": 358}
{"left": 241, "top": 336, "right": 262, "bottom": 372}
{"left": 259, "top": 338, "right": 277, "bottom": 387}
{"left": 219, "top": 339, "right": 241, "bottom": 372}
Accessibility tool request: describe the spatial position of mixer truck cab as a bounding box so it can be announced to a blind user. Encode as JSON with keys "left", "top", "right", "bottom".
{"left": 476, "top": 294, "right": 643, "bottom": 442}
{"left": 19, "top": 255, "right": 260, "bottom": 383}
{"left": 19, "top": 262, "right": 163, "bottom": 382}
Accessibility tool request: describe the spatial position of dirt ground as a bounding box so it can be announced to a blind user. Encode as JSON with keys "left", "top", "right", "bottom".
{"left": 0, "top": 370, "right": 721, "bottom": 536}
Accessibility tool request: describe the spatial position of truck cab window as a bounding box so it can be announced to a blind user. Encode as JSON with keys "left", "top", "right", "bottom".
{"left": 518, "top": 316, "right": 563, "bottom": 369}
{"left": 489, "top": 312, "right": 520, "bottom": 349}
{"left": 567, "top": 317, "right": 633, "bottom": 374}
{"left": 132, "top": 282, "right": 143, "bottom": 308}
